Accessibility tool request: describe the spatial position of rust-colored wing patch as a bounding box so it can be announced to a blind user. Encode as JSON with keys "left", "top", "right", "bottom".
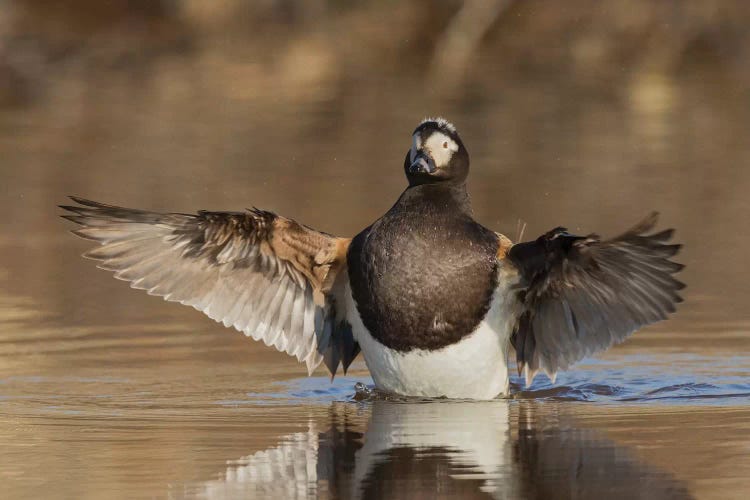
{"left": 495, "top": 232, "right": 514, "bottom": 259}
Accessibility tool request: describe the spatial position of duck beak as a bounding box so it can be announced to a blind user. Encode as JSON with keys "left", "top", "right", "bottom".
{"left": 408, "top": 152, "right": 435, "bottom": 174}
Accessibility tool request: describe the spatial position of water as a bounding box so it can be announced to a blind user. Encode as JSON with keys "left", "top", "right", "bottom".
{"left": 1, "top": 315, "right": 748, "bottom": 500}
{"left": 2, "top": 4, "right": 750, "bottom": 498}
{"left": 1, "top": 368, "right": 748, "bottom": 499}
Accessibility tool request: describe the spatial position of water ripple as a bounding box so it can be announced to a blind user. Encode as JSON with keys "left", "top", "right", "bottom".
{"left": 232, "top": 353, "right": 750, "bottom": 406}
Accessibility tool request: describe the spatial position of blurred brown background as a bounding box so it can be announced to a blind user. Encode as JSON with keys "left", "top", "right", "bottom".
{"left": 1, "top": 3, "right": 750, "bottom": 499}
{"left": 1, "top": 0, "right": 749, "bottom": 353}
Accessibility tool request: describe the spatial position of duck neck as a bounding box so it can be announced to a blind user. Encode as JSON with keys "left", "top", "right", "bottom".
{"left": 399, "top": 181, "right": 473, "bottom": 217}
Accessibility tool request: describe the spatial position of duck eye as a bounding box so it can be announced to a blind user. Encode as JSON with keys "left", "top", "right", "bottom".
{"left": 443, "top": 142, "right": 448, "bottom": 149}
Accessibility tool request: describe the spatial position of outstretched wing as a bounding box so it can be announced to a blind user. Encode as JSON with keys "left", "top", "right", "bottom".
{"left": 505, "top": 213, "right": 684, "bottom": 385}
{"left": 60, "top": 197, "right": 359, "bottom": 377}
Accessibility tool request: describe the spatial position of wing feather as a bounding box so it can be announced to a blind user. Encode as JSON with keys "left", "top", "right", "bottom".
{"left": 507, "top": 213, "right": 684, "bottom": 385}
{"left": 61, "top": 197, "right": 358, "bottom": 378}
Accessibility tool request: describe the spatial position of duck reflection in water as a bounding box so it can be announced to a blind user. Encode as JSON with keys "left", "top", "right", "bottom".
{"left": 198, "top": 400, "right": 692, "bottom": 500}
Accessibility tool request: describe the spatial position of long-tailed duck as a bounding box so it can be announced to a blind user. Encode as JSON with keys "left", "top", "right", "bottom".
{"left": 61, "top": 118, "right": 684, "bottom": 399}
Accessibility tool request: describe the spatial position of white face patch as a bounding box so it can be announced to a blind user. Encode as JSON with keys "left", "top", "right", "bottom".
{"left": 410, "top": 130, "right": 459, "bottom": 171}
{"left": 423, "top": 132, "right": 459, "bottom": 168}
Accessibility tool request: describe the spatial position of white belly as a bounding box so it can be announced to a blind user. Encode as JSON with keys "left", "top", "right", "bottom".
{"left": 344, "top": 270, "right": 520, "bottom": 400}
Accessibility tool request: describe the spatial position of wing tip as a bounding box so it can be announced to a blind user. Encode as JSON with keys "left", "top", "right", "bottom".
{"left": 523, "top": 364, "right": 538, "bottom": 388}
{"left": 520, "top": 361, "right": 559, "bottom": 388}
{"left": 306, "top": 363, "right": 316, "bottom": 377}
{"left": 60, "top": 196, "right": 113, "bottom": 224}
{"left": 67, "top": 196, "right": 117, "bottom": 209}
{"left": 68, "top": 195, "right": 89, "bottom": 205}
{"left": 627, "top": 211, "right": 660, "bottom": 235}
